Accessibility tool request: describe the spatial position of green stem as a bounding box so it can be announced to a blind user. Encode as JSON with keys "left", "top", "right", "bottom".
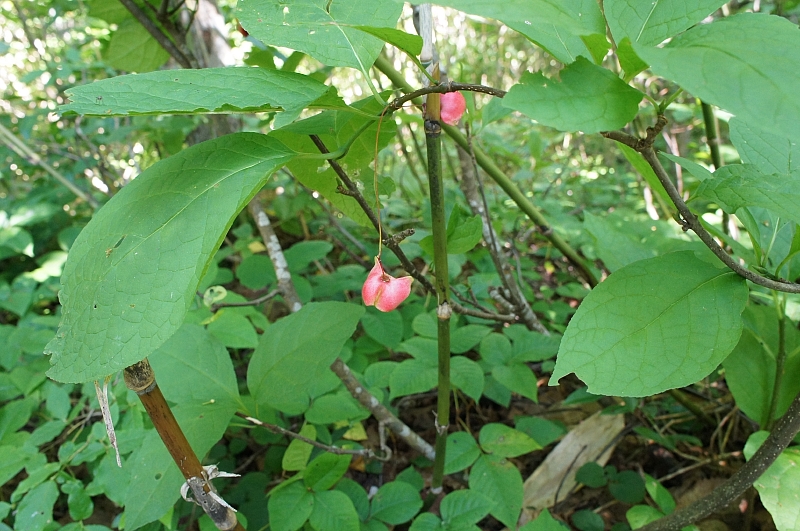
{"left": 766, "top": 293, "right": 787, "bottom": 430}
{"left": 701, "top": 101, "right": 729, "bottom": 235}
{"left": 426, "top": 111, "right": 451, "bottom": 491}
{"left": 372, "top": 55, "right": 598, "bottom": 287}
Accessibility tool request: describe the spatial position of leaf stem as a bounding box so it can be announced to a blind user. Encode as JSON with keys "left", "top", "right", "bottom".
{"left": 766, "top": 293, "right": 787, "bottom": 430}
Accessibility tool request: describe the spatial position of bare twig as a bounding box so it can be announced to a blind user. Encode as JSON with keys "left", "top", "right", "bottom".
{"left": 210, "top": 289, "right": 280, "bottom": 313}
{"left": 235, "top": 412, "right": 388, "bottom": 460}
{"left": 117, "top": 0, "right": 195, "bottom": 69}
{"left": 603, "top": 122, "right": 800, "bottom": 294}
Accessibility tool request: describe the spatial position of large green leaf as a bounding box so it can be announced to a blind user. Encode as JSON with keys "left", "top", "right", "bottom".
{"left": 634, "top": 14, "right": 800, "bottom": 142}
{"left": 148, "top": 323, "right": 241, "bottom": 408}
{"left": 431, "top": 0, "right": 605, "bottom": 63}
{"left": 723, "top": 305, "right": 800, "bottom": 426}
{"left": 605, "top": 0, "right": 727, "bottom": 46}
{"left": 468, "top": 454, "right": 523, "bottom": 529}
{"left": 61, "top": 68, "right": 333, "bottom": 117}
{"left": 551, "top": 251, "right": 748, "bottom": 396}
{"left": 123, "top": 401, "right": 238, "bottom": 530}
{"left": 105, "top": 19, "right": 169, "bottom": 73}
{"left": 45, "top": 133, "right": 296, "bottom": 383}
{"left": 247, "top": 302, "right": 364, "bottom": 415}
{"left": 745, "top": 431, "right": 800, "bottom": 531}
{"left": 236, "top": 0, "right": 402, "bottom": 69}
{"left": 729, "top": 118, "right": 799, "bottom": 175}
{"left": 503, "top": 57, "right": 642, "bottom": 134}
{"left": 693, "top": 165, "right": 800, "bottom": 226}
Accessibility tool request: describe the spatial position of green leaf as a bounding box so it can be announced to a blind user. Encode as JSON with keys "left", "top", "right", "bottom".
{"left": 479, "top": 333, "right": 513, "bottom": 366}
{"left": 644, "top": 474, "right": 676, "bottom": 515}
{"left": 15, "top": 482, "right": 58, "bottom": 531}
{"left": 305, "top": 391, "right": 368, "bottom": 424}
{"left": 451, "top": 356, "right": 485, "bottom": 402}
{"left": 659, "top": 153, "right": 713, "bottom": 183}
{"left": 744, "top": 431, "right": 800, "bottom": 531}
{"left": 62, "top": 480, "right": 94, "bottom": 521}
{"left": 451, "top": 324, "right": 491, "bottom": 354}
{"left": 361, "top": 308, "right": 404, "bottom": 349}
{"left": 609, "top": 470, "right": 646, "bottom": 504}
{"left": 46, "top": 133, "right": 296, "bottom": 383}
{"left": 237, "top": 0, "right": 402, "bottom": 69}
{"left": 353, "top": 26, "right": 422, "bottom": 56}
{"left": 123, "top": 402, "right": 237, "bottom": 530}
{"left": 627, "top": 505, "right": 666, "bottom": 528}
{"left": 283, "top": 424, "right": 316, "bottom": 472}
{"left": 479, "top": 423, "right": 541, "bottom": 457}
{"left": 440, "top": 489, "right": 496, "bottom": 527}
{"left": 369, "top": 481, "right": 423, "bottom": 525}
{"left": 431, "top": 0, "right": 605, "bottom": 63}
{"left": 723, "top": 305, "right": 800, "bottom": 426}
{"left": 409, "top": 513, "right": 442, "bottom": 531}
{"left": 62, "top": 67, "right": 332, "bottom": 117}
{"left": 605, "top": 0, "right": 726, "bottom": 46}
{"left": 105, "top": 19, "right": 169, "bottom": 72}
{"left": 389, "top": 359, "right": 438, "bottom": 400}
{"left": 206, "top": 311, "right": 259, "bottom": 349}
{"left": 304, "top": 453, "right": 352, "bottom": 492}
{"left": 491, "top": 363, "right": 539, "bottom": 402}
{"left": 618, "top": 143, "right": 673, "bottom": 210}
{"left": 514, "top": 416, "right": 566, "bottom": 448}
{"left": 247, "top": 302, "right": 364, "bottom": 414}
{"left": 468, "top": 455, "right": 523, "bottom": 529}
{"left": 634, "top": 13, "right": 800, "bottom": 142}
{"left": 729, "top": 118, "right": 799, "bottom": 175}
{"left": 617, "top": 38, "right": 649, "bottom": 82}
{"left": 444, "top": 431, "right": 481, "bottom": 474}
{"left": 285, "top": 240, "right": 334, "bottom": 272}
{"left": 694, "top": 165, "right": 800, "bottom": 226}
{"left": 269, "top": 481, "right": 314, "bottom": 531}
{"left": 576, "top": 462, "right": 608, "bottom": 488}
{"left": 572, "top": 509, "right": 604, "bottom": 531}
{"left": 309, "top": 490, "right": 360, "bottom": 531}
{"left": 582, "top": 212, "right": 657, "bottom": 272}
{"left": 520, "top": 508, "right": 570, "bottom": 531}
{"left": 335, "top": 478, "right": 370, "bottom": 520}
{"left": 447, "top": 207, "right": 483, "bottom": 254}
{"left": 502, "top": 57, "right": 642, "bottom": 134}
{"left": 237, "top": 254, "right": 277, "bottom": 290}
{"left": 551, "top": 251, "right": 748, "bottom": 396}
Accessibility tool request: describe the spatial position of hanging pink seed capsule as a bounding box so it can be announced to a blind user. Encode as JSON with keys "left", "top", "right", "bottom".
{"left": 362, "top": 257, "right": 413, "bottom": 312}
{"left": 440, "top": 91, "right": 466, "bottom": 125}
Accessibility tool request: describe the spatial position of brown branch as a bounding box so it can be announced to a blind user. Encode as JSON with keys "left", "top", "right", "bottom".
{"left": 603, "top": 122, "right": 800, "bottom": 294}
{"left": 638, "top": 390, "right": 800, "bottom": 531}
{"left": 123, "top": 360, "right": 241, "bottom": 531}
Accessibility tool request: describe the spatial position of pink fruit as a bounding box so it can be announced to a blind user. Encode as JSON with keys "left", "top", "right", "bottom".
{"left": 440, "top": 91, "right": 466, "bottom": 125}
{"left": 362, "top": 257, "right": 413, "bottom": 312}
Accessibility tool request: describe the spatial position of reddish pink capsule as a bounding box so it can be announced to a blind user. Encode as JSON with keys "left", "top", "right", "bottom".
{"left": 362, "top": 257, "right": 413, "bottom": 312}
{"left": 440, "top": 91, "right": 466, "bottom": 125}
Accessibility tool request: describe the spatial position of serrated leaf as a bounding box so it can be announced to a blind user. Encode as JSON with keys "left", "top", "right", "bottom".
{"left": 479, "top": 423, "right": 541, "bottom": 458}
{"left": 745, "top": 431, "right": 800, "bottom": 531}
{"left": 605, "top": 0, "right": 727, "bottom": 46}
{"left": 503, "top": 57, "right": 642, "bottom": 134}
{"left": 694, "top": 165, "right": 800, "bottom": 226}
{"left": 62, "top": 67, "right": 332, "bottom": 117}
{"left": 551, "top": 251, "right": 748, "bottom": 396}
{"left": 468, "top": 454, "right": 523, "bottom": 529}
{"left": 45, "top": 133, "right": 296, "bottom": 383}
{"left": 237, "top": 0, "right": 402, "bottom": 70}
{"left": 634, "top": 13, "right": 800, "bottom": 142}
{"left": 729, "top": 118, "right": 799, "bottom": 175}
{"left": 247, "top": 302, "right": 364, "bottom": 414}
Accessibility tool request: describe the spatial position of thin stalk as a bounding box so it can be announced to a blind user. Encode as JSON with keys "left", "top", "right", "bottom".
{"left": 701, "top": 101, "right": 728, "bottom": 234}
{"left": 766, "top": 293, "right": 787, "bottom": 430}
{"left": 425, "top": 93, "right": 452, "bottom": 491}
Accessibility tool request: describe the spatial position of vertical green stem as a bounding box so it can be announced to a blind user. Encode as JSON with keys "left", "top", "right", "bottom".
{"left": 766, "top": 293, "right": 787, "bottom": 430}
{"left": 701, "top": 101, "right": 728, "bottom": 234}
{"left": 426, "top": 104, "right": 452, "bottom": 491}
